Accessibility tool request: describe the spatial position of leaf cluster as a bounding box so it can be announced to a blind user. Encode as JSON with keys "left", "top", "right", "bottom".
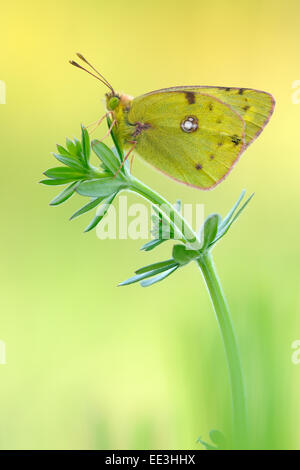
{"left": 41, "top": 124, "right": 129, "bottom": 232}
{"left": 121, "top": 191, "right": 253, "bottom": 287}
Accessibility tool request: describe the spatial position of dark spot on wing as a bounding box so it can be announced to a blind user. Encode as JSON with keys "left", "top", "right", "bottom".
{"left": 217, "top": 141, "right": 223, "bottom": 147}
{"left": 185, "top": 92, "right": 196, "bottom": 104}
{"left": 216, "top": 118, "right": 222, "bottom": 123}
{"left": 225, "top": 87, "right": 231, "bottom": 92}
{"left": 231, "top": 134, "right": 241, "bottom": 145}
{"left": 208, "top": 103, "right": 213, "bottom": 111}
{"left": 209, "top": 155, "right": 214, "bottom": 160}
{"left": 195, "top": 163, "right": 202, "bottom": 170}
{"left": 243, "top": 105, "right": 250, "bottom": 111}
{"left": 238, "top": 88, "right": 245, "bottom": 95}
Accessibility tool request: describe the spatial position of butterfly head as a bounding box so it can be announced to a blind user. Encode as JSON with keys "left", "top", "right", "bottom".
{"left": 106, "top": 92, "right": 133, "bottom": 112}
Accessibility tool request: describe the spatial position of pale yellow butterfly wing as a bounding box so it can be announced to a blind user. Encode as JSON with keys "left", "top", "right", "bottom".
{"left": 127, "top": 91, "right": 245, "bottom": 189}
{"left": 143, "top": 86, "right": 275, "bottom": 147}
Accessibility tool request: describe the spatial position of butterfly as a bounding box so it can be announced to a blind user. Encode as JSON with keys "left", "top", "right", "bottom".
{"left": 70, "top": 54, "right": 275, "bottom": 190}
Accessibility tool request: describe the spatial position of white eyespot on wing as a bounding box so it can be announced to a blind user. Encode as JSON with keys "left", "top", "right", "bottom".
{"left": 180, "top": 115, "right": 199, "bottom": 133}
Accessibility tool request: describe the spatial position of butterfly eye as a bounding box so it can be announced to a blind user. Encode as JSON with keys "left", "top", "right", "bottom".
{"left": 181, "top": 116, "right": 198, "bottom": 133}
{"left": 108, "top": 96, "right": 120, "bottom": 110}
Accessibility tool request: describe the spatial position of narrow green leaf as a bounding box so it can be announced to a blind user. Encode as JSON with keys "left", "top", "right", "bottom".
{"left": 84, "top": 193, "right": 116, "bottom": 232}
{"left": 77, "top": 177, "right": 126, "bottom": 197}
{"left": 140, "top": 239, "right": 165, "bottom": 251}
{"left": 219, "top": 189, "right": 246, "bottom": 230}
{"left": 201, "top": 214, "right": 221, "bottom": 250}
{"left": 212, "top": 193, "right": 254, "bottom": 245}
{"left": 112, "top": 146, "right": 129, "bottom": 173}
{"left": 40, "top": 178, "right": 77, "bottom": 185}
{"left": 70, "top": 197, "right": 105, "bottom": 220}
{"left": 151, "top": 218, "right": 176, "bottom": 240}
{"left": 81, "top": 124, "right": 91, "bottom": 164}
{"left": 92, "top": 140, "right": 122, "bottom": 174}
{"left": 84, "top": 215, "right": 102, "bottom": 232}
{"left": 66, "top": 138, "right": 78, "bottom": 156}
{"left": 53, "top": 153, "right": 84, "bottom": 171}
{"left": 151, "top": 203, "right": 183, "bottom": 241}
{"left": 135, "top": 259, "right": 177, "bottom": 275}
{"left": 44, "top": 167, "right": 86, "bottom": 180}
{"left": 119, "top": 265, "right": 176, "bottom": 286}
{"left": 107, "top": 115, "right": 123, "bottom": 161}
{"left": 140, "top": 266, "right": 178, "bottom": 287}
{"left": 49, "top": 181, "right": 79, "bottom": 206}
{"left": 226, "top": 192, "right": 254, "bottom": 226}
{"left": 73, "top": 138, "right": 82, "bottom": 157}
{"left": 56, "top": 144, "right": 71, "bottom": 157}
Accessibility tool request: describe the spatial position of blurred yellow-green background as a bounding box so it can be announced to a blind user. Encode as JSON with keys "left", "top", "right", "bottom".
{"left": 0, "top": 0, "right": 299, "bottom": 450}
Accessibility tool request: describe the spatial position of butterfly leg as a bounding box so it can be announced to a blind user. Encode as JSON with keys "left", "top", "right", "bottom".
{"left": 130, "top": 154, "right": 135, "bottom": 173}
{"left": 86, "top": 111, "right": 114, "bottom": 135}
{"left": 98, "top": 119, "right": 117, "bottom": 141}
{"left": 113, "top": 140, "right": 137, "bottom": 178}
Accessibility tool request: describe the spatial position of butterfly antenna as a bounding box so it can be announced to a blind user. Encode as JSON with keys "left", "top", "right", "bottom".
{"left": 76, "top": 53, "right": 115, "bottom": 95}
{"left": 69, "top": 59, "right": 115, "bottom": 95}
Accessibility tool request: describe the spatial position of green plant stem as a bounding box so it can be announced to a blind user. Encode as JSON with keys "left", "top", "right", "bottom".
{"left": 130, "top": 176, "right": 248, "bottom": 449}
{"left": 197, "top": 252, "right": 248, "bottom": 449}
{"left": 130, "top": 176, "right": 201, "bottom": 248}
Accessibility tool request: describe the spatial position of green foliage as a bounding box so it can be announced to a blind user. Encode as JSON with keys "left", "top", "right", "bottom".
{"left": 84, "top": 193, "right": 117, "bottom": 232}
{"left": 211, "top": 191, "right": 254, "bottom": 246}
{"left": 122, "top": 191, "right": 253, "bottom": 287}
{"left": 69, "top": 197, "right": 105, "bottom": 220}
{"left": 200, "top": 214, "right": 221, "bottom": 250}
{"left": 76, "top": 177, "right": 126, "bottom": 197}
{"left": 41, "top": 125, "right": 131, "bottom": 231}
{"left": 41, "top": 128, "right": 95, "bottom": 189}
{"left": 119, "top": 259, "right": 179, "bottom": 287}
{"left": 92, "top": 140, "right": 122, "bottom": 175}
{"left": 81, "top": 124, "right": 91, "bottom": 164}
{"left": 107, "top": 115, "right": 125, "bottom": 167}
{"left": 50, "top": 181, "right": 79, "bottom": 206}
